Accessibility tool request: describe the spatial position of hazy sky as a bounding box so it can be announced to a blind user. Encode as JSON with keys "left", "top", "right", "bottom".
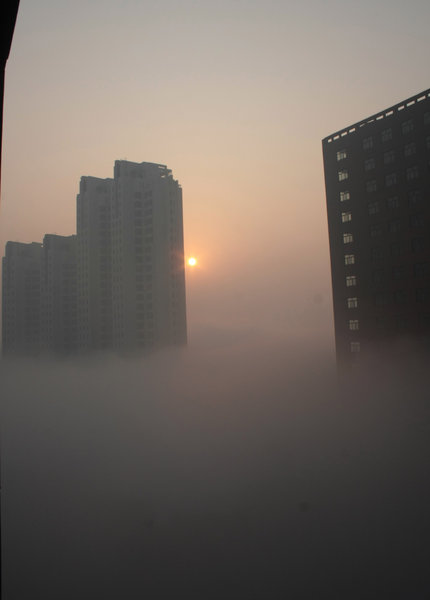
{"left": 2, "top": 0, "right": 430, "bottom": 342}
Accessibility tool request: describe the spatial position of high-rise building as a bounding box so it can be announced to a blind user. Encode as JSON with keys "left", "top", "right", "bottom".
{"left": 41, "top": 234, "right": 78, "bottom": 355}
{"left": 77, "top": 176, "right": 113, "bottom": 352}
{"left": 76, "top": 160, "right": 187, "bottom": 355}
{"left": 323, "top": 88, "right": 430, "bottom": 367}
{"left": 2, "top": 159, "right": 187, "bottom": 358}
{"left": 111, "top": 160, "right": 187, "bottom": 353}
{"left": 2, "top": 241, "right": 43, "bottom": 356}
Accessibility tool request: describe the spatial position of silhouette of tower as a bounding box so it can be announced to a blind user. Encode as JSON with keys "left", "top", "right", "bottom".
{"left": 76, "top": 160, "right": 187, "bottom": 354}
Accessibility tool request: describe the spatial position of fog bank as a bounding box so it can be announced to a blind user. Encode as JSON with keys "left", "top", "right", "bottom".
{"left": 1, "top": 331, "right": 429, "bottom": 599}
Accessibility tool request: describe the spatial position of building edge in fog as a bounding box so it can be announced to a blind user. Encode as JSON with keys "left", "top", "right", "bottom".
{"left": 2, "top": 241, "right": 43, "bottom": 356}
{"left": 77, "top": 175, "right": 113, "bottom": 352}
{"left": 1, "top": 159, "right": 187, "bottom": 357}
{"left": 41, "top": 234, "right": 78, "bottom": 355}
{"left": 323, "top": 88, "right": 430, "bottom": 368}
{"left": 110, "top": 161, "right": 187, "bottom": 353}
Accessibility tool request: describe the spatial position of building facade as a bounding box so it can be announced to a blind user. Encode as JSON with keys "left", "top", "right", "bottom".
{"left": 110, "top": 161, "right": 187, "bottom": 353}
{"left": 41, "top": 234, "right": 78, "bottom": 355}
{"left": 77, "top": 176, "right": 113, "bottom": 352}
{"left": 2, "top": 241, "right": 43, "bottom": 356}
{"left": 2, "top": 160, "right": 187, "bottom": 358}
{"left": 323, "top": 88, "right": 430, "bottom": 367}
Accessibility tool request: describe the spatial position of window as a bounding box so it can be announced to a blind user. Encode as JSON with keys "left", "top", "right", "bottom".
{"left": 410, "top": 214, "right": 424, "bottom": 228}
{"left": 349, "top": 319, "right": 359, "bottom": 330}
{"left": 370, "top": 223, "right": 383, "bottom": 238}
{"left": 383, "top": 149, "right": 395, "bottom": 165}
{"left": 341, "top": 211, "right": 352, "bottom": 223}
{"left": 364, "top": 157, "right": 375, "bottom": 171}
{"left": 408, "top": 189, "right": 421, "bottom": 206}
{"left": 347, "top": 297, "right": 358, "bottom": 309}
{"left": 343, "top": 233, "right": 353, "bottom": 244}
{"left": 372, "top": 269, "right": 384, "bottom": 284}
{"left": 338, "top": 169, "right": 349, "bottom": 181}
{"left": 392, "top": 266, "right": 406, "bottom": 280}
{"left": 394, "top": 290, "right": 407, "bottom": 304}
{"left": 375, "top": 316, "right": 386, "bottom": 330}
{"left": 375, "top": 292, "right": 390, "bottom": 306}
{"left": 381, "top": 128, "right": 393, "bottom": 142}
{"left": 401, "top": 119, "right": 414, "bottom": 134}
{"left": 368, "top": 201, "right": 380, "bottom": 215}
{"left": 346, "top": 275, "right": 357, "bottom": 287}
{"left": 412, "top": 238, "right": 426, "bottom": 253}
{"left": 387, "top": 195, "right": 400, "bottom": 209}
{"left": 416, "top": 288, "right": 430, "bottom": 303}
{"left": 396, "top": 316, "right": 408, "bottom": 330}
{"left": 336, "top": 149, "right": 347, "bottom": 161}
{"left": 350, "top": 341, "right": 360, "bottom": 353}
{"left": 391, "top": 242, "right": 405, "bottom": 257}
{"left": 362, "top": 136, "right": 373, "bottom": 150}
{"left": 389, "top": 219, "right": 401, "bottom": 233}
{"left": 385, "top": 172, "right": 397, "bottom": 187}
{"left": 414, "top": 262, "right": 430, "bottom": 278}
{"left": 406, "top": 165, "right": 419, "bottom": 181}
{"left": 404, "top": 142, "right": 416, "bottom": 157}
{"left": 371, "top": 246, "right": 383, "bottom": 260}
{"left": 340, "top": 190, "right": 350, "bottom": 202}
{"left": 366, "top": 180, "right": 377, "bottom": 193}
{"left": 344, "top": 254, "right": 355, "bottom": 265}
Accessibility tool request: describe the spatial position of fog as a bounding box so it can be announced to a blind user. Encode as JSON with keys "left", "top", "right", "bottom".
{"left": 2, "top": 332, "right": 429, "bottom": 598}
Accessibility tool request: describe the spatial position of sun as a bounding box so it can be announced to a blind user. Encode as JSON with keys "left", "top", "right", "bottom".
{"left": 187, "top": 257, "right": 197, "bottom": 267}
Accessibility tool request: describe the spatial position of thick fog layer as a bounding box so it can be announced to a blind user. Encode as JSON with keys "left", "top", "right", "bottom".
{"left": 1, "top": 332, "right": 429, "bottom": 599}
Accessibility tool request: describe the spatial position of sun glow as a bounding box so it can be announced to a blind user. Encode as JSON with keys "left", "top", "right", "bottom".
{"left": 187, "top": 257, "right": 197, "bottom": 267}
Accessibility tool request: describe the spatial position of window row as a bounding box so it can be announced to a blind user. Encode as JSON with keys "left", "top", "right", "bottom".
{"left": 361, "top": 118, "right": 421, "bottom": 151}
{"left": 363, "top": 143, "right": 419, "bottom": 170}
{"left": 373, "top": 290, "right": 430, "bottom": 308}
{"left": 369, "top": 190, "right": 422, "bottom": 213}
{"left": 371, "top": 237, "right": 428, "bottom": 259}
{"left": 366, "top": 166, "right": 419, "bottom": 191}
{"left": 370, "top": 215, "right": 426, "bottom": 237}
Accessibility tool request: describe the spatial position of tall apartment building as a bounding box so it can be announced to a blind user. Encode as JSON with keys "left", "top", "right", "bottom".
{"left": 2, "top": 159, "right": 187, "bottom": 357}
{"left": 77, "top": 160, "right": 187, "bottom": 354}
{"left": 2, "top": 241, "right": 43, "bottom": 355}
{"left": 111, "top": 160, "right": 187, "bottom": 352}
{"left": 77, "top": 176, "right": 113, "bottom": 351}
{"left": 41, "top": 234, "right": 78, "bottom": 355}
{"left": 323, "top": 88, "right": 430, "bottom": 367}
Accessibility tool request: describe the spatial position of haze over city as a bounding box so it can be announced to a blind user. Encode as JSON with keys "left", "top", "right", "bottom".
{"left": 2, "top": 0, "right": 429, "bottom": 343}
{"left": 1, "top": 1, "right": 430, "bottom": 598}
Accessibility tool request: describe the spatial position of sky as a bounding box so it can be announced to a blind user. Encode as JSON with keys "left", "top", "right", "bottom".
{"left": 2, "top": 0, "right": 430, "bottom": 344}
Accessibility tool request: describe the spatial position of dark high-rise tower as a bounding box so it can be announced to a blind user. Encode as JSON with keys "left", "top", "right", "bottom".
{"left": 323, "top": 89, "right": 430, "bottom": 367}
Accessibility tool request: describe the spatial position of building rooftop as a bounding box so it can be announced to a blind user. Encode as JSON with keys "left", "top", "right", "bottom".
{"left": 323, "top": 88, "right": 430, "bottom": 146}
